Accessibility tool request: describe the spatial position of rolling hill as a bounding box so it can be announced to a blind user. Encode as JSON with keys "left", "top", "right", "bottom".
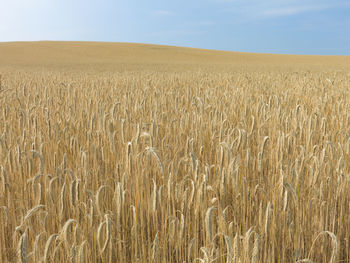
{"left": 0, "top": 41, "right": 349, "bottom": 72}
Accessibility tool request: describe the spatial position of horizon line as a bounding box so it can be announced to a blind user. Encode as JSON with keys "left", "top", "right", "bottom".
{"left": 0, "top": 40, "right": 349, "bottom": 57}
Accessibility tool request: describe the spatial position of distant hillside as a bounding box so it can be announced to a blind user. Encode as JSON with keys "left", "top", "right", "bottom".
{"left": 0, "top": 41, "right": 349, "bottom": 72}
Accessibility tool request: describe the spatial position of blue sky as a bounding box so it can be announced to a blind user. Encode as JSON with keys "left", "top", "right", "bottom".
{"left": 1, "top": 0, "right": 349, "bottom": 55}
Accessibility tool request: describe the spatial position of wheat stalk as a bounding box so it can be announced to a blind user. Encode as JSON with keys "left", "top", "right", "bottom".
{"left": 18, "top": 231, "right": 28, "bottom": 263}
{"left": 307, "top": 231, "right": 338, "bottom": 263}
{"left": 205, "top": 206, "right": 216, "bottom": 242}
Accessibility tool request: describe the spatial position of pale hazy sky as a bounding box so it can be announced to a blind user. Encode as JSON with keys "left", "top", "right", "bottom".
{"left": 1, "top": 0, "right": 349, "bottom": 55}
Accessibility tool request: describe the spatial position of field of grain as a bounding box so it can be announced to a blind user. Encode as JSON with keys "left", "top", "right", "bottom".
{"left": 1, "top": 42, "right": 350, "bottom": 262}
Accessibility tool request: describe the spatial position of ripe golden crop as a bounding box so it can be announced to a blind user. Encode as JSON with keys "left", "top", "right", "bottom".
{"left": 0, "top": 42, "right": 350, "bottom": 262}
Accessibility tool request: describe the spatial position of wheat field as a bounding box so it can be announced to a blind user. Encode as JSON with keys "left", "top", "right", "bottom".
{"left": 1, "top": 42, "right": 350, "bottom": 262}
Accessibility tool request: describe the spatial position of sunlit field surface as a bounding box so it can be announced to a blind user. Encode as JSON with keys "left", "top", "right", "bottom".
{"left": 1, "top": 42, "right": 350, "bottom": 262}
